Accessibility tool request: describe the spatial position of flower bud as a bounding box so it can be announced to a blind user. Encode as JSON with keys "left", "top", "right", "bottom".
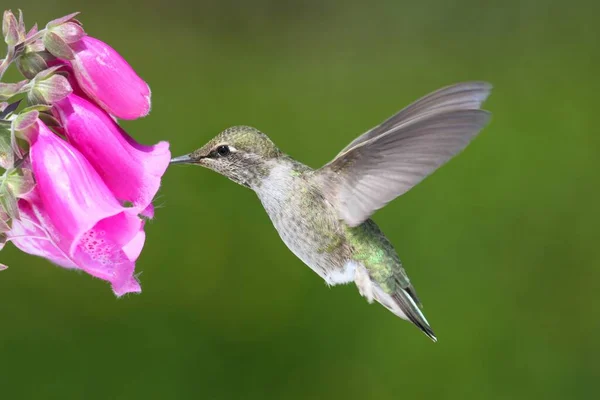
{"left": 2, "top": 10, "right": 20, "bottom": 46}
{"left": 49, "top": 21, "right": 85, "bottom": 44}
{"left": 16, "top": 51, "right": 50, "bottom": 79}
{"left": 70, "top": 36, "right": 151, "bottom": 119}
{"left": 28, "top": 68, "right": 72, "bottom": 105}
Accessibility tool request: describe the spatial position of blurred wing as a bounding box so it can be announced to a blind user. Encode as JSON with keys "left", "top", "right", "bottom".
{"left": 319, "top": 82, "right": 492, "bottom": 227}
{"left": 336, "top": 82, "right": 492, "bottom": 157}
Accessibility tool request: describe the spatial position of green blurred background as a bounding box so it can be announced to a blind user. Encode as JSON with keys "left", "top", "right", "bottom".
{"left": 1, "top": 0, "right": 599, "bottom": 398}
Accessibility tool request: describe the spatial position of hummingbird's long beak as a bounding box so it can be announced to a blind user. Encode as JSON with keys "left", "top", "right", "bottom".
{"left": 170, "top": 154, "right": 197, "bottom": 165}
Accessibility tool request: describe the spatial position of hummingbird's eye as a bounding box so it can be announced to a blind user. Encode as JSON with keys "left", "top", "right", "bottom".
{"left": 216, "top": 145, "right": 231, "bottom": 157}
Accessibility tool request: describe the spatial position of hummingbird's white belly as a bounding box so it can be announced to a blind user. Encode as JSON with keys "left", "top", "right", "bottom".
{"left": 254, "top": 161, "right": 414, "bottom": 324}
{"left": 255, "top": 161, "right": 355, "bottom": 285}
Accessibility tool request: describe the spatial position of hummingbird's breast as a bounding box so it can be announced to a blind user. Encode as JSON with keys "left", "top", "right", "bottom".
{"left": 255, "top": 159, "right": 353, "bottom": 284}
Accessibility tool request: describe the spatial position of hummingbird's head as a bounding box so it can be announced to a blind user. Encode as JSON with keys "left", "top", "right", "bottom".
{"left": 170, "top": 126, "right": 283, "bottom": 188}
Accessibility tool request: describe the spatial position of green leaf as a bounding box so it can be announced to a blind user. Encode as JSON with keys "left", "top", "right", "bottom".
{"left": 50, "top": 22, "right": 85, "bottom": 44}
{"left": 25, "top": 23, "right": 38, "bottom": 39}
{"left": 16, "top": 9, "right": 26, "bottom": 42}
{"left": 0, "top": 184, "right": 19, "bottom": 221}
{"left": 38, "top": 112, "right": 60, "bottom": 127}
{"left": 0, "top": 204, "right": 10, "bottom": 233}
{"left": 2, "top": 10, "right": 20, "bottom": 46}
{"left": 26, "top": 38, "right": 45, "bottom": 53}
{"left": 2, "top": 11, "right": 10, "bottom": 40}
{"left": 21, "top": 104, "right": 52, "bottom": 113}
{"left": 46, "top": 12, "right": 81, "bottom": 29}
{"left": 10, "top": 124, "right": 24, "bottom": 159}
{"left": 42, "top": 31, "right": 75, "bottom": 60}
{"left": 0, "top": 121, "right": 14, "bottom": 169}
{"left": 5, "top": 168, "right": 35, "bottom": 197}
{"left": 0, "top": 80, "right": 29, "bottom": 101}
{"left": 16, "top": 51, "right": 49, "bottom": 79}
{"left": 17, "top": 10, "right": 24, "bottom": 32}
{"left": 0, "top": 218, "right": 7, "bottom": 249}
{"left": 29, "top": 74, "right": 72, "bottom": 105}
{"left": 33, "top": 64, "right": 64, "bottom": 80}
{"left": 12, "top": 110, "right": 39, "bottom": 132}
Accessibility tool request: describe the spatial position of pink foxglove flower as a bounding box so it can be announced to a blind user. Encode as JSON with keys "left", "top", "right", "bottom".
{"left": 69, "top": 36, "right": 151, "bottom": 120}
{"left": 8, "top": 120, "right": 146, "bottom": 295}
{"left": 1, "top": 10, "right": 167, "bottom": 294}
{"left": 54, "top": 94, "right": 170, "bottom": 212}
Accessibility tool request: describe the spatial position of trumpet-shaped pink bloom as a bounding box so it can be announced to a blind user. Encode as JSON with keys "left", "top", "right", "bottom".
{"left": 0, "top": 11, "right": 168, "bottom": 295}
{"left": 54, "top": 94, "right": 170, "bottom": 212}
{"left": 70, "top": 36, "right": 151, "bottom": 120}
{"left": 9, "top": 200, "right": 78, "bottom": 270}
{"left": 8, "top": 120, "right": 146, "bottom": 295}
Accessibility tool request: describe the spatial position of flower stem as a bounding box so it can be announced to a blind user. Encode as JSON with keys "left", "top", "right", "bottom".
{"left": 0, "top": 46, "right": 17, "bottom": 81}
{"left": 24, "top": 29, "right": 46, "bottom": 46}
{"left": 0, "top": 31, "right": 40, "bottom": 81}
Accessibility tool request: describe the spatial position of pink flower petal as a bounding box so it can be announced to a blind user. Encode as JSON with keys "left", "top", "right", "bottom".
{"left": 70, "top": 36, "right": 151, "bottom": 120}
{"left": 123, "top": 229, "right": 146, "bottom": 261}
{"left": 8, "top": 198, "right": 77, "bottom": 269}
{"left": 71, "top": 214, "right": 142, "bottom": 295}
{"left": 30, "top": 121, "right": 135, "bottom": 247}
{"left": 14, "top": 120, "right": 147, "bottom": 295}
{"left": 140, "top": 204, "right": 154, "bottom": 219}
{"left": 55, "top": 94, "right": 170, "bottom": 213}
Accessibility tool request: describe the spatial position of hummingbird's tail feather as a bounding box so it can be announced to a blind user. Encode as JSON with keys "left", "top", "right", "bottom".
{"left": 355, "top": 263, "right": 437, "bottom": 341}
{"left": 391, "top": 289, "right": 437, "bottom": 342}
{"left": 370, "top": 286, "right": 437, "bottom": 341}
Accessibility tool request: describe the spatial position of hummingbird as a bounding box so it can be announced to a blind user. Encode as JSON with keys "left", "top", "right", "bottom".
{"left": 171, "top": 82, "right": 492, "bottom": 341}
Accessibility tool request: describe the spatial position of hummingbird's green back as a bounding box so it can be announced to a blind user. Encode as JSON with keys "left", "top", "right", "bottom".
{"left": 345, "top": 220, "right": 413, "bottom": 299}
